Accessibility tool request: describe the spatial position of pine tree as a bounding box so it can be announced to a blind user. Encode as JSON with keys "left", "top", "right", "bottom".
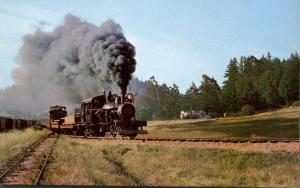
{"left": 222, "top": 57, "right": 240, "bottom": 112}
{"left": 184, "top": 82, "right": 201, "bottom": 112}
{"left": 199, "top": 74, "right": 223, "bottom": 117}
{"left": 279, "top": 53, "right": 300, "bottom": 105}
{"left": 259, "top": 56, "right": 283, "bottom": 107}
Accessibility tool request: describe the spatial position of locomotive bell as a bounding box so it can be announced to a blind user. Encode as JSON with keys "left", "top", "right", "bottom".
{"left": 117, "top": 103, "right": 135, "bottom": 119}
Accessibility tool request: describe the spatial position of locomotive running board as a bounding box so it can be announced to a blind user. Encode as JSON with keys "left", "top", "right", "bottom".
{"left": 115, "top": 120, "right": 147, "bottom": 127}
{"left": 130, "top": 120, "right": 147, "bottom": 127}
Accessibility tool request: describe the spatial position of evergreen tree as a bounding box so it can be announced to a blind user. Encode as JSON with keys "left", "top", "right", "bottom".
{"left": 279, "top": 53, "right": 300, "bottom": 105}
{"left": 199, "top": 74, "right": 223, "bottom": 117}
{"left": 134, "top": 52, "right": 299, "bottom": 119}
{"left": 184, "top": 82, "right": 201, "bottom": 112}
{"left": 259, "top": 56, "right": 283, "bottom": 107}
{"left": 222, "top": 57, "right": 240, "bottom": 112}
{"left": 238, "top": 56, "right": 262, "bottom": 109}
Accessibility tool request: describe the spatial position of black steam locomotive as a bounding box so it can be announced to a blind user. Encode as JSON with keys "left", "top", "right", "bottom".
{"left": 73, "top": 91, "right": 147, "bottom": 138}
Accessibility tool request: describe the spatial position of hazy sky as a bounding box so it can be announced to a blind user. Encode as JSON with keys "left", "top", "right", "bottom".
{"left": 0, "top": 0, "right": 299, "bottom": 93}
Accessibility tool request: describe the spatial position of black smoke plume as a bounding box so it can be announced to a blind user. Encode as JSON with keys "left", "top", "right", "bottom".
{"left": 0, "top": 14, "right": 136, "bottom": 115}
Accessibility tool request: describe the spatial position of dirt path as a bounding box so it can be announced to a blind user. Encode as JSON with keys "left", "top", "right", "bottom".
{"left": 66, "top": 136, "right": 299, "bottom": 153}
{"left": 1, "top": 136, "right": 57, "bottom": 185}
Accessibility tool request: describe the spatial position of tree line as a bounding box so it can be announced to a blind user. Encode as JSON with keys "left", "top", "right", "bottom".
{"left": 133, "top": 52, "right": 299, "bottom": 120}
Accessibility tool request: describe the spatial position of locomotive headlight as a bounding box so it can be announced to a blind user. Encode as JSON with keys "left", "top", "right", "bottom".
{"left": 126, "top": 93, "right": 134, "bottom": 102}
{"left": 118, "top": 103, "right": 135, "bottom": 119}
{"left": 127, "top": 94, "right": 133, "bottom": 100}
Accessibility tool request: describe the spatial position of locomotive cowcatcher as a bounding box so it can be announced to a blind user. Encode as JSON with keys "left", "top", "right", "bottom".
{"left": 73, "top": 91, "right": 147, "bottom": 138}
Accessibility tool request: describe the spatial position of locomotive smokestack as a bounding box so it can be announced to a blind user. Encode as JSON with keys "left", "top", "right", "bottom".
{"left": 121, "top": 88, "right": 126, "bottom": 104}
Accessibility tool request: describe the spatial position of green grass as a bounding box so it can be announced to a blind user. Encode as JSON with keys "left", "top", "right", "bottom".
{"left": 43, "top": 137, "right": 299, "bottom": 187}
{"left": 0, "top": 128, "right": 49, "bottom": 167}
{"left": 142, "top": 106, "right": 299, "bottom": 138}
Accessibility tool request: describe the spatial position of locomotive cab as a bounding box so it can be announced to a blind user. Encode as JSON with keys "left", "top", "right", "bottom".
{"left": 73, "top": 95, "right": 107, "bottom": 136}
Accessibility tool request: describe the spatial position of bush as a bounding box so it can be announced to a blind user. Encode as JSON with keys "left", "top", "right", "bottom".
{"left": 226, "top": 112, "right": 241, "bottom": 117}
{"left": 240, "top": 105, "right": 255, "bottom": 116}
{"left": 209, "top": 112, "right": 219, "bottom": 118}
{"left": 291, "top": 101, "right": 299, "bottom": 107}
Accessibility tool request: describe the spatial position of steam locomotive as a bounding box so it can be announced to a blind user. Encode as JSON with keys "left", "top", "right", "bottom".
{"left": 72, "top": 91, "right": 147, "bottom": 138}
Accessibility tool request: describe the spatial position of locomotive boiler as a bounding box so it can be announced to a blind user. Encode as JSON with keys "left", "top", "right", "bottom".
{"left": 73, "top": 91, "right": 147, "bottom": 138}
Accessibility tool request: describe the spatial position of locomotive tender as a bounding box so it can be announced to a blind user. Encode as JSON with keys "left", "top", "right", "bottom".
{"left": 48, "top": 105, "right": 74, "bottom": 134}
{"left": 49, "top": 105, "right": 67, "bottom": 130}
{"left": 73, "top": 91, "right": 147, "bottom": 138}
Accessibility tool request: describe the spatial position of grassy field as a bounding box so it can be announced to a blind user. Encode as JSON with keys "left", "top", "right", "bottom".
{"left": 43, "top": 136, "right": 299, "bottom": 187}
{"left": 142, "top": 106, "right": 299, "bottom": 138}
{"left": 0, "top": 128, "right": 49, "bottom": 167}
{"left": 2, "top": 107, "right": 298, "bottom": 186}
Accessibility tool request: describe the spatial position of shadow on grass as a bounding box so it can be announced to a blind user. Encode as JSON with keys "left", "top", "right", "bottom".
{"left": 101, "top": 148, "right": 142, "bottom": 185}
{"left": 164, "top": 118, "right": 299, "bottom": 138}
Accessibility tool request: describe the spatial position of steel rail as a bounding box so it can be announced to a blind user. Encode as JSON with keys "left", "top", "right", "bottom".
{"left": 34, "top": 134, "right": 59, "bottom": 185}
{"left": 67, "top": 135, "right": 299, "bottom": 143}
{"left": 0, "top": 132, "right": 53, "bottom": 183}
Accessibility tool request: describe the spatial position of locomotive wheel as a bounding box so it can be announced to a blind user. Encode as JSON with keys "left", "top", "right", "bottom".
{"left": 99, "top": 127, "right": 106, "bottom": 137}
{"left": 128, "top": 127, "right": 138, "bottom": 139}
{"left": 110, "top": 127, "right": 117, "bottom": 137}
{"left": 84, "top": 129, "right": 89, "bottom": 138}
{"left": 99, "top": 131, "right": 106, "bottom": 137}
{"left": 129, "top": 134, "right": 137, "bottom": 139}
{"left": 72, "top": 128, "right": 78, "bottom": 136}
{"left": 110, "top": 122, "right": 117, "bottom": 137}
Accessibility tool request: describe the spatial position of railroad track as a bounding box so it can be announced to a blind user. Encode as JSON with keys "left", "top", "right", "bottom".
{"left": 67, "top": 135, "right": 299, "bottom": 143}
{"left": 0, "top": 132, "right": 59, "bottom": 185}
{"left": 34, "top": 134, "right": 59, "bottom": 185}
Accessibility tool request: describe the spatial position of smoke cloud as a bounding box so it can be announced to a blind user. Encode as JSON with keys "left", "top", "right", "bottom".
{"left": 0, "top": 14, "right": 137, "bottom": 115}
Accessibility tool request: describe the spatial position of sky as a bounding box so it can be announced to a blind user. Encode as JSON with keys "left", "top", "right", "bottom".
{"left": 0, "top": 0, "right": 299, "bottom": 93}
